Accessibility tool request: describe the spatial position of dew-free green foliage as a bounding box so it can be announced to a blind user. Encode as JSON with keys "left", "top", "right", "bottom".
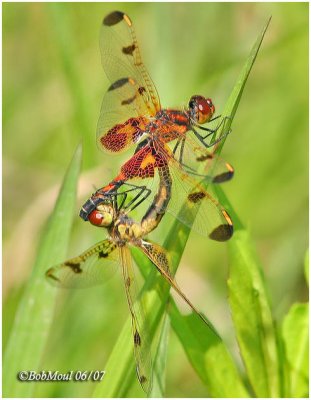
{"left": 3, "top": 3, "right": 308, "bottom": 398}
{"left": 3, "top": 145, "right": 82, "bottom": 397}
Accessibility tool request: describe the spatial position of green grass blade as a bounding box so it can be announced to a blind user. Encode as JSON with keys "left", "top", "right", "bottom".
{"left": 149, "top": 314, "right": 170, "bottom": 398}
{"left": 169, "top": 301, "right": 249, "bottom": 397}
{"left": 210, "top": 18, "right": 280, "bottom": 397}
{"left": 163, "top": 19, "right": 270, "bottom": 397}
{"left": 214, "top": 186, "right": 281, "bottom": 397}
{"left": 281, "top": 302, "right": 309, "bottom": 397}
{"left": 3, "top": 145, "right": 82, "bottom": 397}
{"left": 215, "top": 16, "right": 271, "bottom": 155}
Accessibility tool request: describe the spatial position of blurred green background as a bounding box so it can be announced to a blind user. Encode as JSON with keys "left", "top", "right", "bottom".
{"left": 3, "top": 2, "right": 308, "bottom": 397}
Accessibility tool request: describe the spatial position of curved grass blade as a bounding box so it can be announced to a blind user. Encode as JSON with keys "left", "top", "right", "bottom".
{"left": 3, "top": 145, "right": 82, "bottom": 397}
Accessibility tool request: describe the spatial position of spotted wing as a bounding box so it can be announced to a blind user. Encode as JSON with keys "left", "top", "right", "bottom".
{"left": 120, "top": 246, "right": 152, "bottom": 394}
{"left": 138, "top": 240, "right": 214, "bottom": 329}
{"left": 169, "top": 132, "right": 234, "bottom": 184}
{"left": 97, "top": 11, "right": 161, "bottom": 154}
{"left": 45, "top": 240, "right": 119, "bottom": 288}
{"left": 165, "top": 151, "right": 233, "bottom": 241}
{"left": 117, "top": 142, "right": 233, "bottom": 241}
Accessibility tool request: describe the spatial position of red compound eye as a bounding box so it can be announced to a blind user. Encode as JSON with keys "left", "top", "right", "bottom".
{"left": 189, "top": 95, "right": 215, "bottom": 124}
{"left": 197, "top": 97, "right": 215, "bottom": 123}
{"left": 89, "top": 210, "right": 104, "bottom": 226}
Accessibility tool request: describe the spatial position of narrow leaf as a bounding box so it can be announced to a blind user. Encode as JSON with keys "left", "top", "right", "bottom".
{"left": 282, "top": 303, "right": 309, "bottom": 397}
{"left": 215, "top": 16, "right": 271, "bottom": 155}
{"left": 3, "top": 145, "right": 82, "bottom": 397}
{"left": 169, "top": 301, "right": 249, "bottom": 397}
{"left": 149, "top": 314, "right": 171, "bottom": 398}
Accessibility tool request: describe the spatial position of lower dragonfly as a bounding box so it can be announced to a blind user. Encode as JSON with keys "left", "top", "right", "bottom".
{"left": 46, "top": 161, "right": 222, "bottom": 393}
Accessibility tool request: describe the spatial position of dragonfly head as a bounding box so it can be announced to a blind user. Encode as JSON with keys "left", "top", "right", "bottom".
{"left": 188, "top": 95, "right": 215, "bottom": 124}
{"left": 88, "top": 202, "right": 115, "bottom": 227}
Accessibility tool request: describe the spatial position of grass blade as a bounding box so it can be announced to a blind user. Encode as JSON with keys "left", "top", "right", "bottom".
{"left": 214, "top": 185, "right": 281, "bottom": 397}
{"left": 169, "top": 301, "right": 249, "bottom": 397}
{"left": 211, "top": 18, "right": 280, "bottom": 397}
{"left": 149, "top": 314, "right": 170, "bottom": 398}
{"left": 3, "top": 145, "right": 82, "bottom": 397}
{"left": 281, "top": 302, "right": 309, "bottom": 397}
{"left": 215, "top": 16, "right": 271, "bottom": 154}
{"left": 164, "top": 18, "right": 271, "bottom": 397}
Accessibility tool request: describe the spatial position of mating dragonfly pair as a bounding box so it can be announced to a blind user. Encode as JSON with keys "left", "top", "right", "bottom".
{"left": 46, "top": 10, "right": 234, "bottom": 393}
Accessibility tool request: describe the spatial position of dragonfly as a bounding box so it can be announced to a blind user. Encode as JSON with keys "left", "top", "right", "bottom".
{"left": 46, "top": 174, "right": 216, "bottom": 394}
{"left": 80, "top": 10, "right": 234, "bottom": 242}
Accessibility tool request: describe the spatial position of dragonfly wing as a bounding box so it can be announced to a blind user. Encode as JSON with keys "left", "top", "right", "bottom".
{"left": 45, "top": 239, "right": 119, "bottom": 288}
{"left": 97, "top": 11, "right": 161, "bottom": 154}
{"left": 138, "top": 239, "right": 213, "bottom": 329}
{"left": 167, "top": 155, "right": 233, "bottom": 241}
{"left": 169, "top": 132, "right": 234, "bottom": 183}
{"left": 120, "top": 246, "right": 152, "bottom": 394}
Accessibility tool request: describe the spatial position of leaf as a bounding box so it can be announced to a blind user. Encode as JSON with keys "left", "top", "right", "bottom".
{"left": 211, "top": 18, "right": 280, "bottom": 397}
{"left": 169, "top": 301, "right": 249, "bottom": 397}
{"left": 3, "top": 145, "right": 82, "bottom": 397}
{"left": 214, "top": 16, "right": 272, "bottom": 155}
{"left": 149, "top": 314, "right": 170, "bottom": 398}
{"left": 282, "top": 303, "right": 309, "bottom": 397}
{"left": 224, "top": 213, "right": 281, "bottom": 397}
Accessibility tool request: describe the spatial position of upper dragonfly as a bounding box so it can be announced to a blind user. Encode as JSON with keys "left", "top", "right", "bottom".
{"left": 80, "top": 10, "right": 234, "bottom": 241}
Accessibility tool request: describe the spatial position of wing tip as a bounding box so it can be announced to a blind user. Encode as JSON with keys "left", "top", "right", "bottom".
{"left": 212, "top": 170, "right": 234, "bottom": 183}
{"left": 209, "top": 223, "right": 233, "bottom": 241}
{"left": 103, "top": 11, "right": 124, "bottom": 26}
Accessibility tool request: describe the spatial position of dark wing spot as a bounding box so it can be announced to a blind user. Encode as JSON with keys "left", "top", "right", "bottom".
{"left": 122, "top": 44, "right": 136, "bottom": 55}
{"left": 98, "top": 251, "right": 108, "bottom": 258}
{"left": 134, "top": 330, "right": 141, "bottom": 346}
{"left": 188, "top": 191, "right": 206, "bottom": 203}
{"left": 196, "top": 154, "right": 213, "bottom": 162}
{"left": 212, "top": 171, "right": 234, "bottom": 183}
{"left": 122, "top": 95, "right": 136, "bottom": 105}
{"left": 209, "top": 224, "right": 233, "bottom": 241}
{"left": 108, "top": 78, "right": 129, "bottom": 91}
{"left": 103, "top": 11, "right": 124, "bottom": 26}
{"left": 125, "top": 277, "right": 131, "bottom": 288}
{"left": 65, "top": 261, "right": 82, "bottom": 273}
